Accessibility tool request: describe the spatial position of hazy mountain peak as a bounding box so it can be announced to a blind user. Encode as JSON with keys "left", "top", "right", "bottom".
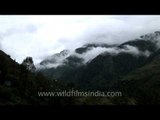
{"left": 140, "top": 31, "right": 160, "bottom": 41}
{"left": 59, "top": 49, "right": 70, "bottom": 55}
{"left": 36, "top": 49, "right": 71, "bottom": 69}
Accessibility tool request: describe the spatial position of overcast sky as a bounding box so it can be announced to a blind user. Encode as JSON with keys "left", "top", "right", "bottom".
{"left": 0, "top": 15, "right": 160, "bottom": 64}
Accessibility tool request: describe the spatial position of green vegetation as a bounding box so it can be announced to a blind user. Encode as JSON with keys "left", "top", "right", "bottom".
{"left": 38, "top": 39, "right": 160, "bottom": 105}
{"left": 1, "top": 37, "right": 160, "bottom": 105}
{"left": 0, "top": 50, "right": 80, "bottom": 105}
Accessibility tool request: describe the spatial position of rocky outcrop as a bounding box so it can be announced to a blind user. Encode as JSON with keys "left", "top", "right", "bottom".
{"left": 140, "top": 31, "right": 160, "bottom": 41}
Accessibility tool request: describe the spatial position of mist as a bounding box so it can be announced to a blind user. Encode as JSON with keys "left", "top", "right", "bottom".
{"left": 0, "top": 15, "right": 160, "bottom": 64}
{"left": 37, "top": 43, "right": 152, "bottom": 69}
{"left": 71, "top": 45, "right": 150, "bottom": 64}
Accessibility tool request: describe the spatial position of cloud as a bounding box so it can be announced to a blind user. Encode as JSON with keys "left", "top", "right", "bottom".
{"left": 36, "top": 50, "right": 71, "bottom": 69}
{"left": 72, "top": 45, "right": 150, "bottom": 64}
{"left": 1, "top": 24, "right": 37, "bottom": 37}
{"left": 0, "top": 24, "right": 38, "bottom": 62}
{"left": 121, "top": 45, "right": 151, "bottom": 57}
{"left": 38, "top": 44, "right": 151, "bottom": 69}
{"left": 73, "top": 47, "right": 114, "bottom": 63}
{"left": 36, "top": 63, "right": 64, "bottom": 69}
{"left": 0, "top": 15, "right": 160, "bottom": 64}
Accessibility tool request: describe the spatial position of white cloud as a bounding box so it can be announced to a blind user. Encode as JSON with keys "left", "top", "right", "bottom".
{"left": 72, "top": 45, "right": 150, "bottom": 64}
{"left": 36, "top": 44, "right": 151, "bottom": 69}
{"left": 0, "top": 15, "right": 160, "bottom": 64}
{"left": 74, "top": 47, "right": 110, "bottom": 63}
{"left": 122, "top": 45, "right": 140, "bottom": 55}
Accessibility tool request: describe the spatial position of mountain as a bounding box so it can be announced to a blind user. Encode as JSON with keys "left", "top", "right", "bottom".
{"left": 112, "top": 53, "right": 160, "bottom": 104}
{"left": 38, "top": 31, "right": 160, "bottom": 70}
{"left": 0, "top": 49, "right": 113, "bottom": 105}
{"left": 39, "top": 50, "right": 70, "bottom": 68}
{"left": 38, "top": 31, "right": 158, "bottom": 85}
{"left": 0, "top": 50, "right": 75, "bottom": 105}
{"left": 36, "top": 31, "right": 160, "bottom": 104}
{"left": 38, "top": 43, "right": 117, "bottom": 69}
{"left": 2, "top": 31, "right": 160, "bottom": 105}
{"left": 75, "top": 43, "right": 116, "bottom": 54}
{"left": 140, "top": 31, "right": 160, "bottom": 41}
{"left": 119, "top": 39, "right": 158, "bottom": 52}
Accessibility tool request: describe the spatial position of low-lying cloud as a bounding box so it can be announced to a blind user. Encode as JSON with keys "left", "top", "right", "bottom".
{"left": 72, "top": 45, "right": 150, "bottom": 64}
{"left": 37, "top": 44, "right": 151, "bottom": 69}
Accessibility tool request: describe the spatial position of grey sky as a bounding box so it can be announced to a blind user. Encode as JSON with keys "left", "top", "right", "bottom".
{"left": 0, "top": 15, "right": 160, "bottom": 64}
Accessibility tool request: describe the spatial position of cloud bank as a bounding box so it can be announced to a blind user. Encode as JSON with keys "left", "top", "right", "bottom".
{"left": 71, "top": 45, "right": 150, "bottom": 64}
{"left": 0, "top": 15, "right": 160, "bottom": 64}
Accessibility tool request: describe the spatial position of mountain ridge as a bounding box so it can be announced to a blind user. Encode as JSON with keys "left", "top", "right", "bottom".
{"left": 1, "top": 31, "right": 160, "bottom": 104}
{"left": 37, "top": 31, "right": 159, "bottom": 70}
{"left": 37, "top": 31, "right": 159, "bottom": 87}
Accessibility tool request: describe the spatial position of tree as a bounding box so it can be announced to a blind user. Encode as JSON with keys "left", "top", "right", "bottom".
{"left": 22, "top": 57, "right": 36, "bottom": 72}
